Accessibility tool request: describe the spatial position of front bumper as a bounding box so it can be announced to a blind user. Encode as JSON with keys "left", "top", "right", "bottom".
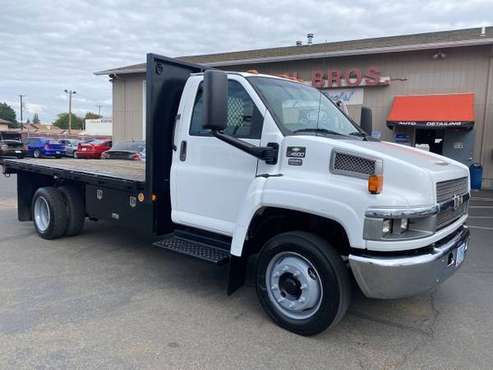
{"left": 349, "top": 225, "right": 470, "bottom": 299}
{"left": 0, "top": 148, "right": 26, "bottom": 157}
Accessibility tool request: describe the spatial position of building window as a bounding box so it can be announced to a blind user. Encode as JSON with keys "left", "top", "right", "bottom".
{"left": 189, "top": 80, "right": 263, "bottom": 139}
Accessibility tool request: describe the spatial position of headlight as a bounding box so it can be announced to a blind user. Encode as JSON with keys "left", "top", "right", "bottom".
{"left": 382, "top": 219, "right": 392, "bottom": 235}
{"left": 382, "top": 218, "right": 409, "bottom": 235}
{"left": 0, "top": 144, "right": 8, "bottom": 150}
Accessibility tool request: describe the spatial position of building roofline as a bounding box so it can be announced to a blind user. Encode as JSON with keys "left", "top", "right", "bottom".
{"left": 209, "top": 38, "right": 493, "bottom": 67}
{"left": 94, "top": 28, "right": 493, "bottom": 76}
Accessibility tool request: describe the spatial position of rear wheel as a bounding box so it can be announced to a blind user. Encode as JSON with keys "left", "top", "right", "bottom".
{"left": 33, "top": 149, "right": 41, "bottom": 158}
{"left": 256, "top": 231, "right": 351, "bottom": 336}
{"left": 32, "top": 187, "right": 68, "bottom": 239}
{"left": 59, "top": 185, "right": 85, "bottom": 236}
{"left": 73, "top": 151, "right": 77, "bottom": 159}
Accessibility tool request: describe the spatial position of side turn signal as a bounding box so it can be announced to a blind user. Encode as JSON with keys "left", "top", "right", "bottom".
{"left": 368, "top": 175, "right": 383, "bottom": 194}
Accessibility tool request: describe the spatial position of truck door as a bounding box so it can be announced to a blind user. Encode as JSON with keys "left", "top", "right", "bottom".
{"left": 171, "top": 76, "right": 265, "bottom": 235}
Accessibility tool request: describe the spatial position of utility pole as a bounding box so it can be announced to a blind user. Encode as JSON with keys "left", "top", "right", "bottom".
{"left": 64, "top": 89, "right": 76, "bottom": 134}
{"left": 19, "top": 94, "right": 25, "bottom": 130}
{"left": 96, "top": 104, "right": 103, "bottom": 117}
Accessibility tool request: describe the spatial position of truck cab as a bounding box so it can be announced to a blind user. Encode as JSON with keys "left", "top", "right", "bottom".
{"left": 2, "top": 55, "right": 470, "bottom": 336}
{"left": 169, "top": 69, "right": 470, "bottom": 334}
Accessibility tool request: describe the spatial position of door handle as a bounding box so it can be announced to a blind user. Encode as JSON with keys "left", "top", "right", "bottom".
{"left": 180, "top": 140, "right": 187, "bottom": 161}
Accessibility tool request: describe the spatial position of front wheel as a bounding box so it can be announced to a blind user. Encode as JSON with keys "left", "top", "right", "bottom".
{"left": 256, "top": 231, "right": 351, "bottom": 336}
{"left": 33, "top": 149, "right": 41, "bottom": 158}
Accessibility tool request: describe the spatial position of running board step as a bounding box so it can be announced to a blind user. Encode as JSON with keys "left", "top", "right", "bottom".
{"left": 153, "top": 234, "right": 230, "bottom": 265}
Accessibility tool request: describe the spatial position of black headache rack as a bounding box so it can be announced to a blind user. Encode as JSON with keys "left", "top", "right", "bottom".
{"left": 144, "top": 54, "right": 207, "bottom": 234}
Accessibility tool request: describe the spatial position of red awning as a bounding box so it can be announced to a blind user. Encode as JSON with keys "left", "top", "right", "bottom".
{"left": 387, "top": 93, "right": 474, "bottom": 128}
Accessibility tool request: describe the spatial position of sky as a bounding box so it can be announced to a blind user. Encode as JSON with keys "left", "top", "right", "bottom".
{"left": 0, "top": 0, "right": 492, "bottom": 123}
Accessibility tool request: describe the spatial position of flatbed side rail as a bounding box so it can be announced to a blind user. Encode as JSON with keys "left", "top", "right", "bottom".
{"left": 2, "top": 159, "right": 145, "bottom": 192}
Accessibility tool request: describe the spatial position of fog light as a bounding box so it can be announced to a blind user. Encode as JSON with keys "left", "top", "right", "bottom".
{"left": 383, "top": 219, "right": 392, "bottom": 234}
{"left": 400, "top": 218, "right": 409, "bottom": 232}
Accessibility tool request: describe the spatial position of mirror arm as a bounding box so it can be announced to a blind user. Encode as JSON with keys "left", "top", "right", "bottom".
{"left": 212, "top": 131, "right": 278, "bottom": 165}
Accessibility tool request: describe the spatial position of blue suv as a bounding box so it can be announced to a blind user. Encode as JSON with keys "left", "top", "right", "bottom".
{"left": 24, "top": 137, "right": 65, "bottom": 158}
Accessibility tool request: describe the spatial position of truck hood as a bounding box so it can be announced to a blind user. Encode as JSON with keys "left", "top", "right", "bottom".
{"left": 280, "top": 135, "right": 470, "bottom": 207}
{"left": 342, "top": 139, "right": 468, "bottom": 181}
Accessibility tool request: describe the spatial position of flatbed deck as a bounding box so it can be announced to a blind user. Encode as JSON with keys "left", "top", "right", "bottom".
{"left": 3, "top": 158, "right": 145, "bottom": 190}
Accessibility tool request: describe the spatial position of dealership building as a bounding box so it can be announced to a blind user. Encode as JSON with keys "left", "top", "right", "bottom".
{"left": 96, "top": 27, "right": 493, "bottom": 188}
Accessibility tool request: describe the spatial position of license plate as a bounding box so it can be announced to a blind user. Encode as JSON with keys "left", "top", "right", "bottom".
{"left": 456, "top": 243, "right": 466, "bottom": 266}
{"left": 15, "top": 150, "right": 21, "bottom": 153}
{"left": 82, "top": 148, "right": 87, "bottom": 151}
{"left": 56, "top": 151, "right": 60, "bottom": 154}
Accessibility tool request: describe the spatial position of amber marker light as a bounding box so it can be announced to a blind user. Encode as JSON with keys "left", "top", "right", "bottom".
{"left": 368, "top": 175, "right": 383, "bottom": 194}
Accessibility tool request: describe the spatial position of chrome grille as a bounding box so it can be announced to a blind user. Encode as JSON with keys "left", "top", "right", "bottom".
{"left": 437, "top": 201, "right": 468, "bottom": 229}
{"left": 436, "top": 177, "right": 468, "bottom": 203}
{"left": 436, "top": 177, "right": 469, "bottom": 229}
{"left": 332, "top": 152, "right": 376, "bottom": 178}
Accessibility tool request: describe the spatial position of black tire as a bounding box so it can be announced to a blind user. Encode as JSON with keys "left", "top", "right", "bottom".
{"left": 16, "top": 154, "right": 24, "bottom": 159}
{"left": 59, "top": 185, "right": 85, "bottom": 236}
{"left": 55, "top": 155, "right": 62, "bottom": 159}
{"left": 33, "top": 149, "right": 41, "bottom": 158}
{"left": 256, "top": 231, "right": 351, "bottom": 336}
{"left": 32, "top": 187, "right": 68, "bottom": 239}
{"left": 73, "top": 151, "right": 77, "bottom": 159}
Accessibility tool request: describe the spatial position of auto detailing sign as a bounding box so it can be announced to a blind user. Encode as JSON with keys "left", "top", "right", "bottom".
{"left": 312, "top": 67, "right": 390, "bottom": 89}
{"left": 390, "top": 121, "right": 474, "bottom": 128}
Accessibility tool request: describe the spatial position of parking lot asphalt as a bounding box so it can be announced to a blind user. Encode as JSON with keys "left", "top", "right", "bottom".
{"left": 0, "top": 174, "right": 492, "bottom": 369}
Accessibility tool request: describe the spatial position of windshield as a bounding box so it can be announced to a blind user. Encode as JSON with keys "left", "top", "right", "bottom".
{"left": 249, "top": 77, "right": 364, "bottom": 137}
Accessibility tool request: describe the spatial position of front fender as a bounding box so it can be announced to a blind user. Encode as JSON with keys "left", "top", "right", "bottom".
{"left": 231, "top": 176, "right": 365, "bottom": 256}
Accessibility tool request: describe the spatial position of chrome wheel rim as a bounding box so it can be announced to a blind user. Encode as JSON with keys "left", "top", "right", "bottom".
{"left": 34, "top": 196, "right": 50, "bottom": 232}
{"left": 266, "top": 251, "right": 323, "bottom": 320}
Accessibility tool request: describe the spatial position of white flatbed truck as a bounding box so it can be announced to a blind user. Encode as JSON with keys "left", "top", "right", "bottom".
{"left": 2, "top": 54, "right": 470, "bottom": 335}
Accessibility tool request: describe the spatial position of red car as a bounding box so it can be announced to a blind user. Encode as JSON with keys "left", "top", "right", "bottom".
{"left": 75, "top": 139, "right": 112, "bottom": 159}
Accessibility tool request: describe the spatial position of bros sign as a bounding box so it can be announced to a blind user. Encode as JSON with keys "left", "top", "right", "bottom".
{"left": 312, "top": 67, "right": 389, "bottom": 89}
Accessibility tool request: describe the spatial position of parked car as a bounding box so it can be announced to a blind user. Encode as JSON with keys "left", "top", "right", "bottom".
{"left": 101, "top": 140, "right": 146, "bottom": 161}
{"left": 0, "top": 131, "right": 27, "bottom": 159}
{"left": 75, "top": 139, "right": 112, "bottom": 159}
{"left": 59, "top": 139, "right": 81, "bottom": 158}
{"left": 24, "top": 137, "right": 65, "bottom": 158}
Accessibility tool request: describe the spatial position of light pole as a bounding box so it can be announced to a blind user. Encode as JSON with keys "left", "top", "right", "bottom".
{"left": 19, "top": 94, "right": 25, "bottom": 129}
{"left": 64, "top": 89, "right": 76, "bottom": 134}
{"left": 96, "top": 104, "right": 103, "bottom": 117}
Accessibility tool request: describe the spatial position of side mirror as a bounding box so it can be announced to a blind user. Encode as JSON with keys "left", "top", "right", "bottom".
{"left": 360, "top": 106, "right": 373, "bottom": 135}
{"left": 203, "top": 70, "right": 228, "bottom": 131}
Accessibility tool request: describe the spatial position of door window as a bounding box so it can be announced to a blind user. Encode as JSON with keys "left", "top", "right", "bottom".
{"left": 190, "top": 80, "right": 263, "bottom": 139}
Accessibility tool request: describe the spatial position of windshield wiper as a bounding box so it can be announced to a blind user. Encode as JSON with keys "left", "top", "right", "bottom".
{"left": 293, "top": 128, "right": 345, "bottom": 136}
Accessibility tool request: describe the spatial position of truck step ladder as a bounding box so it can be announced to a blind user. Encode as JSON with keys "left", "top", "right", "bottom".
{"left": 153, "top": 231, "right": 230, "bottom": 265}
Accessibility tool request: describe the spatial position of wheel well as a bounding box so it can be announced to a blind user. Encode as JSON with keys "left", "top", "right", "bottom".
{"left": 16, "top": 171, "right": 84, "bottom": 221}
{"left": 243, "top": 207, "right": 350, "bottom": 258}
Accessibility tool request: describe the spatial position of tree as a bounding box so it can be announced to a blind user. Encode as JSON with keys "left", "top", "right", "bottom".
{"left": 53, "top": 113, "right": 84, "bottom": 130}
{"left": 84, "top": 112, "right": 102, "bottom": 120}
{"left": 32, "top": 113, "right": 40, "bottom": 124}
{"left": 0, "top": 102, "right": 18, "bottom": 127}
